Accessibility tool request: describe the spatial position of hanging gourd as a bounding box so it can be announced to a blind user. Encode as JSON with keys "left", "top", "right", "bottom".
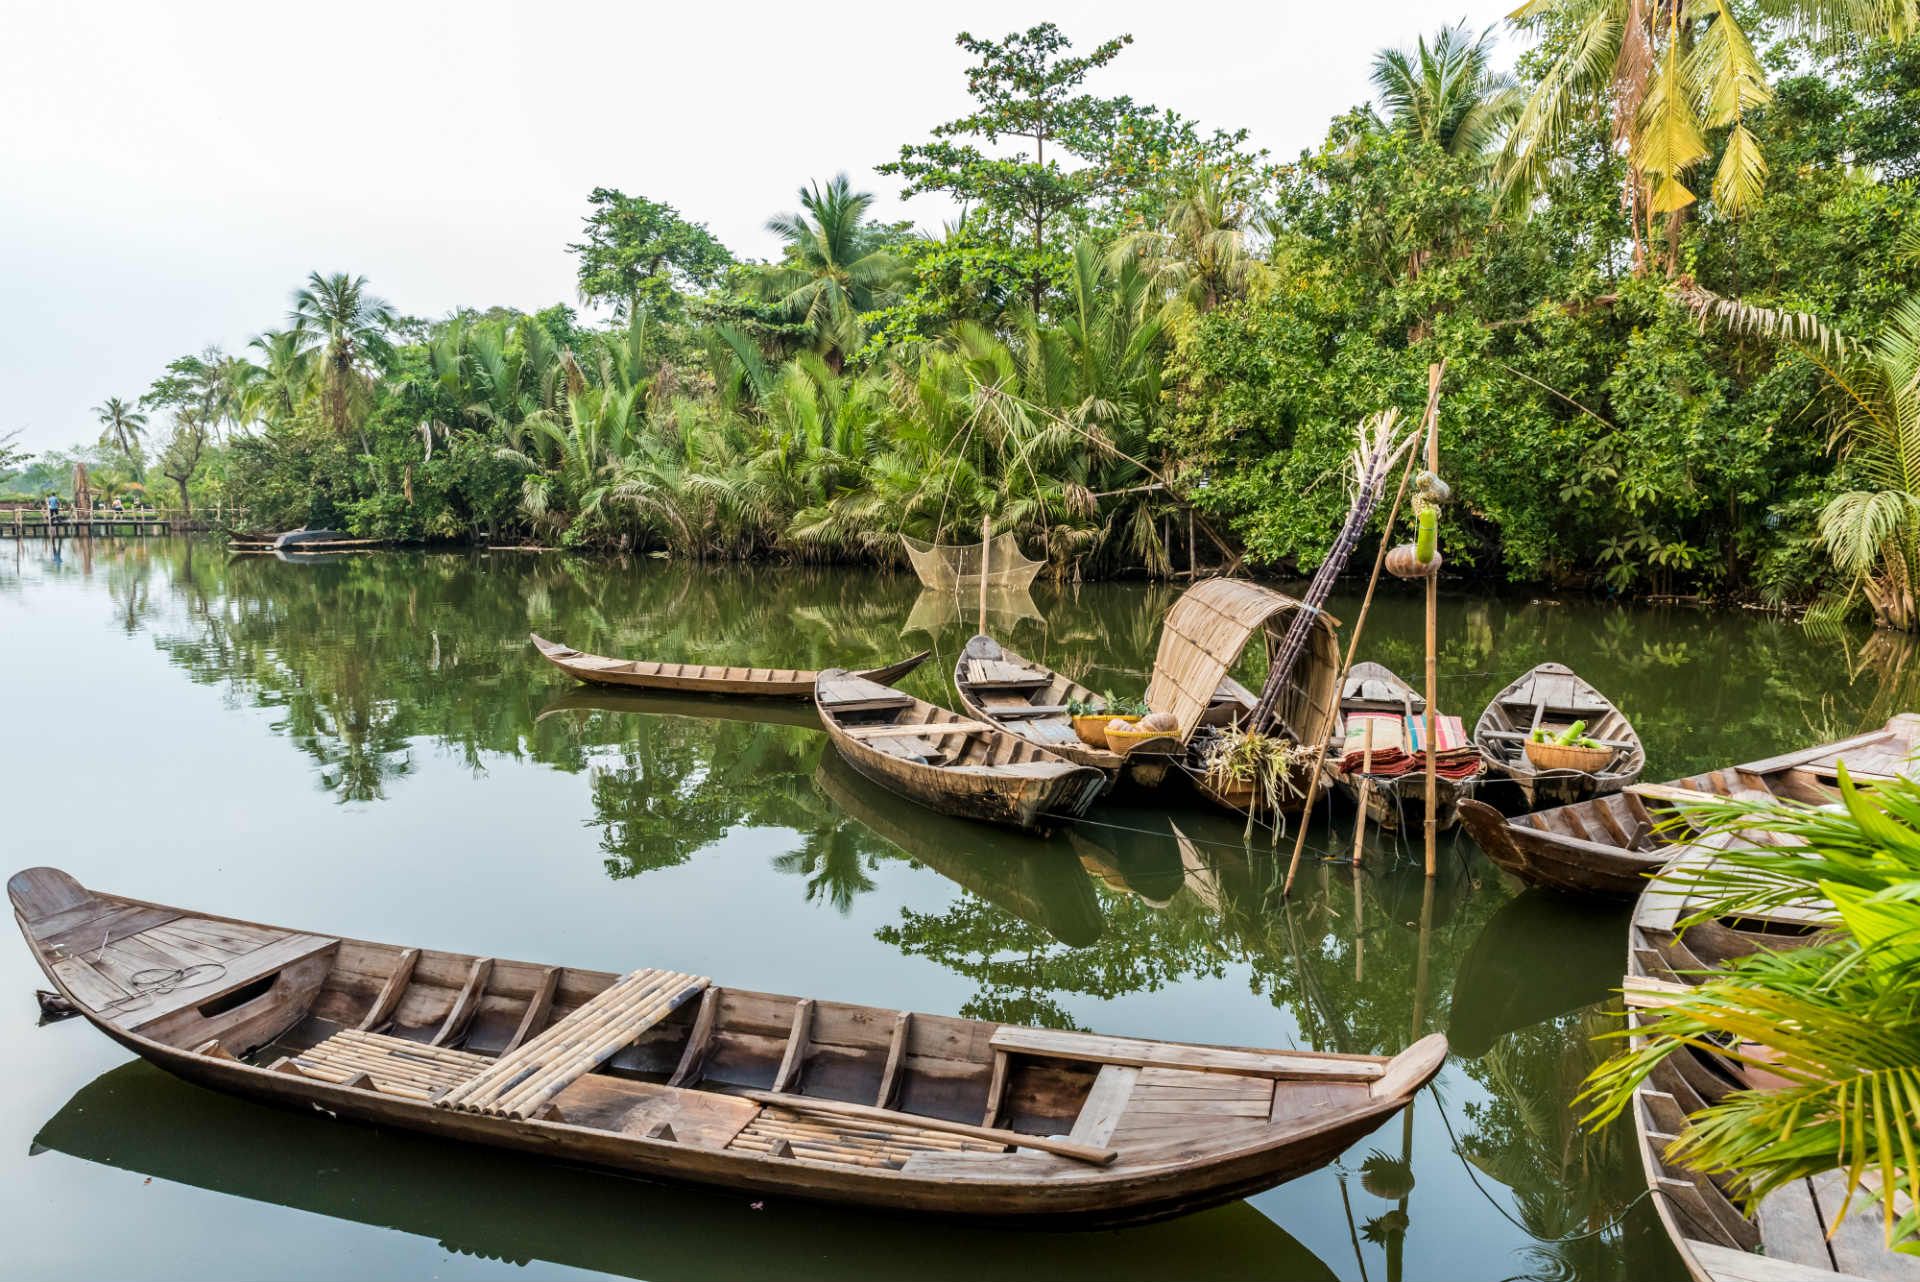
{"left": 1386, "top": 470, "right": 1450, "bottom": 580}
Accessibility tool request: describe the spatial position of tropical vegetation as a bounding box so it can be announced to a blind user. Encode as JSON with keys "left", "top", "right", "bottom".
{"left": 7, "top": 16, "right": 1920, "bottom": 625}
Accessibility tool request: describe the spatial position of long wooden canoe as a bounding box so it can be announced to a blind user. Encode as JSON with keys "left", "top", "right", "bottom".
{"left": 11, "top": 866, "right": 1446, "bottom": 1227}
{"left": 815, "top": 669, "right": 1107, "bottom": 833}
{"left": 1623, "top": 849, "right": 1920, "bottom": 1281}
{"left": 1459, "top": 714, "right": 1920, "bottom": 898}
{"left": 1323, "top": 662, "right": 1482, "bottom": 833}
{"left": 953, "top": 634, "right": 1178, "bottom": 791}
{"left": 531, "top": 634, "right": 929, "bottom": 699}
{"left": 1473, "top": 663, "right": 1645, "bottom": 809}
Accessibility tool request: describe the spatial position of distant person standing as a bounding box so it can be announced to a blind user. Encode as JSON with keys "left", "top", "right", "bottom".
{"left": 45, "top": 492, "right": 58, "bottom": 523}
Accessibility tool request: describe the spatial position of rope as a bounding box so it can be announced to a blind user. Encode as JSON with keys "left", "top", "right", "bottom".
{"left": 99, "top": 963, "right": 229, "bottom": 1015}
{"left": 1428, "top": 1082, "right": 1655, "bottom": 1244}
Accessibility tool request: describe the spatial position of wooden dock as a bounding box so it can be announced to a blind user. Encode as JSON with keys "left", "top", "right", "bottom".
{"left": 6, "top": 512, "right": 195, "bottom": 538}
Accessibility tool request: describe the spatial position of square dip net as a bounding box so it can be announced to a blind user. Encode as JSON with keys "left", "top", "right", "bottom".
{"left": 901, "top": 531, "right": 1043, "bottom": 592}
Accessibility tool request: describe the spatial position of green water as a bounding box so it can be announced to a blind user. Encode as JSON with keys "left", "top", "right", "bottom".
{"left": 3, "top": 539, "right": 1907, "bottom": 1281}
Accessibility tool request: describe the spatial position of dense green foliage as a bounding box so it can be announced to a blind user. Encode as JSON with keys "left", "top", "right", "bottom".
{"left": 12, "top": 19, "right": 1919, "bottom": 608}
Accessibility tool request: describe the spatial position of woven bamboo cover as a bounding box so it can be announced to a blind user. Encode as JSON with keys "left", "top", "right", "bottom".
{"left": 1144, "top": 578, "right": 1339, "bottom": 743}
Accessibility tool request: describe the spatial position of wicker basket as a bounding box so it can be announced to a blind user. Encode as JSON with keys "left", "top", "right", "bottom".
{"left": 1525, "top": 739, "right": 1614, "bottom": 773}
{"left": 1072, "top": 715, "right": 1118, "bottom": 749}
{"left": 1106, "top": 723, "right": 1178, "bottom": 757}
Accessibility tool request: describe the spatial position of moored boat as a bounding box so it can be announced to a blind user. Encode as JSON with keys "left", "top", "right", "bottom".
{"left": 1622, "top": 844, "right": 1920, "bottom": 1281}
{"left": 815, "top": 669, "right": 1106, "bottom": 833}
{"left": 1323, "top": 662, "right": 1483, "bottom": 833}
{"left": 1473, "top": 663, "right": 1645, "bottom": 809}
{"left": 953, "top": 634, "right": 1178, "bottom": 791}
{"left": 532, "top": 634, "right": 928, "bottom": 699}
{"left": 11, "top": 865, "right": 1447, "bottom": 1227}
{"left": 1459, "top": 715, "right": 1920, "bottom": 898}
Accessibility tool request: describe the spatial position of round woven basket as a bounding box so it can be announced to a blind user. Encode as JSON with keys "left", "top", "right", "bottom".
{"left": 1072, "top": 715, "right": 1118, "bottom": 749}
{"left": 1106, "top": 724, "right": 1177, "bottom": 757}
{"left": 1525, "top": 739, "right": 1614, "bottom": 773}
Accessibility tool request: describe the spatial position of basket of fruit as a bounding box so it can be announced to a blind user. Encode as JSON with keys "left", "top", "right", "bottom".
{"left": 1524, "top": 721, "right": 1614, "bottom": 773}
{"left": 1106, "top": 710, "right": 1180, "bottom": 757}
{"left": 1070, "top": 694, "right": 1147, "bottom": 750}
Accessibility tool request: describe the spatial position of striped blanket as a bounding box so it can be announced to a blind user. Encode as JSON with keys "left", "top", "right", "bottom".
{"left": 1338, "top": 711, "right": 1482, "bottom": 780}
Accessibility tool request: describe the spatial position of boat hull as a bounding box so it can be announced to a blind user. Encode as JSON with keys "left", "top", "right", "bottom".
{"left": 1457, "top": 799, "right": 1660, "bottom": 896}
{"left": 532, "top": 635, "right": 928, "bottom": 699}
{"left": 827, "top": 725, "right": 1106, "bottom": 833}
{"left": 12, "top": 866, "right": 1448, "bottom": 1230}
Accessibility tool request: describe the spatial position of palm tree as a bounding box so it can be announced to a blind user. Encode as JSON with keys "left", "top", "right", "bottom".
{"left": 1497, "top": 0, "right": 1909, "bottom": 274}
{"left": 93, "top": 397, "right": 148, "bottom": 476}
{"left": 760, "top": 175, "right": 901, "bottom": 372}
{"left": 1109, "top": 166, "right": 1266, "bottom": 314}
{"left": 1371, "top": 23, "right": 1518, "bottom": 163}
{"left": 1686, "top": 288, "right": 1920, "bottom": 628}
{"left": 289, "top": 272, "right": 397, "bottom": 452}
{"left": 243, "top": 329, "right": 315, "bottom": 427}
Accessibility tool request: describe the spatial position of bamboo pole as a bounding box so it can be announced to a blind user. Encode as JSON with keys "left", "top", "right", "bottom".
{"left": 978, "top": 513, "right": 991, "bottom": 634}
{"left": 1422, "top": 362, "right": 1442, "bottom": 879}
{"left": 734, "top": 1089, "right": 1118, "bottom": 1165}
{"left": 439, "top": 969, "right": 679, "bottom": 1109}
{"left": 1280, "top": 436, "right": 1422, "bottom": 897}
{"left": 1351, "top": 720, "right": 1375, "bottom": 866}
{"left": 493, "top": 979, "right": 707, "bottom": 1117}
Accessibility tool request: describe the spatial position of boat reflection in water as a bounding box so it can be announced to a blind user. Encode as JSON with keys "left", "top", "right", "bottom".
{"left": 1446, "top": 887, "right": 1628, "bottom": 1059}
{"left": 34, "top": 1061, "right": 1337, "bottom": 1282}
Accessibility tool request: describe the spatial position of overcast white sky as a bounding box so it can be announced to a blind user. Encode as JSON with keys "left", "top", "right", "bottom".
{"left": 0, "top": 1, "right": 1512, "bottom": 454}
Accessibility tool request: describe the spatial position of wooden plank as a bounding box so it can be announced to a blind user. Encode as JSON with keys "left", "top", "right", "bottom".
{"left": 1688, "top": 1242, "right": 1867, "bottom": 1282}
{"left": 431, "top": 957, "right": 494, "bottom": 1047}
{"left": 730, "top": 1089, "right": 1116, "bottom": 1166}
{"left": 50, "top": 956, "right": 131, "bottom": 1009}
{"left": 358, "top": 948, "right": 419, "bottom": 1032}
{"left": 122, "top": 933, "right": 339, "bottom": 1032}
{"left": 771, "top": 998, "right": 814, "bottom": 1094}
{"left": 842, "top": 720, "right": 994, "bottom": 740}
{"left": 1068, "top": 1065, "right": 1138, "bottom": 1147}
{"left": 503, "top": 966, "right": 560, "bottom": 1052}
{"left": 988, "top": 1026, "right": 1384, "bottom": 1081}
{"left": 981, "top": 1050, "right": 1010, "bottom": 1128}
{"left": 668, "top": 986, "right": 721, "bottom": 1086}
{"left": 1758, "top": 1179, "right": 1834, "bottom": 1272}
{"left": 42, "top": 904, "right": 184, "bottom": 954}
{"left": 1811, "top": 1170, "right": 1920, "bottom": 1280}
{"left": 874, "top": 1011, "right": 911, "bottom": 1108}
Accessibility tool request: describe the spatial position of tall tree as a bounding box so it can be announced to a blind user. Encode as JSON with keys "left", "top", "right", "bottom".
{"left": 760, "top": 175, "right": 902, "bottom": 371}
{"left": 1498, "top": 0, "right": 1910, "bottom": 273}
{"left": 158, "top": 417, "right": 208, "bottom": 517}
{"left": 569, "top": 189, "right": 733, "bottom": 321}
{"left": 289, "top": 272, "right": 396, "bottom": 454}
{"left": 1371, "top": 23, "right": 1518, "bottom": 163}
{"left": 93, "top": 396, "right": 149, "bottom": 475}
{"left": 880, "top": 23, "right": 1136, "bottom": 312}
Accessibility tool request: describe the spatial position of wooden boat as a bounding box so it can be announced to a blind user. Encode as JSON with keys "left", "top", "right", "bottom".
{"left": 1473, "top": 663, "right": 1645, "bottom": 809}
{"left": 815, "top": 669, "right": 1106, "bottom": 833}
{"left": 531, "top": 634, "right": 928, "bottom": 699}
{"left": 1323, "top": 662, "right": 1483, "bottom": 833}
{"left": 10, "top": 865, "right": 1448, "bottom": 1227}
{"left": 1459, "top": 715, "right": 1920, "bottom": 898}
{"left": 953, "top": 635, "right": 1179, "bottom": 791}
{"left": 1141, "top": 579, "right": 1340, "bottom": 819}
{"left": 1623, "top": 848, "right": 1920, "bottom": 1281}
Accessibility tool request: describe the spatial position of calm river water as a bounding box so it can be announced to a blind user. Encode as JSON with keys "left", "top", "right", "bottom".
{"left": 4, "top": 539, "right": 1910, "bottom": 1281}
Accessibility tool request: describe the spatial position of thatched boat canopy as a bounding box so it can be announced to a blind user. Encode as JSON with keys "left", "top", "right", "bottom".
{"left": 1144, "top": 578, "right": 1341, "bottom": 744}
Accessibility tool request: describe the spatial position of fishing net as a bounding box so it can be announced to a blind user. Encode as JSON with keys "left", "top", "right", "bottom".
{"left": 900, "top": 531, "right": 1044, "bottom": 592}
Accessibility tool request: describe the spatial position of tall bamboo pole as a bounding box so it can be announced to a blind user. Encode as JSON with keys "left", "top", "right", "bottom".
{"left": 978, "top": 513, "right": 991, "bottom": 634}
{"left": 1422, "top": 363, "right": 1442, "bottom": 879}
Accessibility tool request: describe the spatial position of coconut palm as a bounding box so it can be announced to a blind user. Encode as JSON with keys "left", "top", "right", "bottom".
{"left": 760, "top": 175, "right": 902, "bottom": 372}
{"left": 244, "top": 329, "right": 316, "bottom": 427}
{"left": 1371, "top": 22, "right": 1519, "bottom": 163}
{"left": 93, "top": 397, "right": 148, "bottom": 476}
{"left": 1497, "top": 0, "right": 1909, "bottom": 272}
{"left": 289, "top": 272, "right": 397, "bottom": 452}
{"left": 1686, "top": 287, "right": 1920, "bottom": 628}
{"left": 1108, "top": 166, "right": 1266, "bottom": 314}
{"left": 1582, "top": 767, "right": 1920, "bottom": 1254}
